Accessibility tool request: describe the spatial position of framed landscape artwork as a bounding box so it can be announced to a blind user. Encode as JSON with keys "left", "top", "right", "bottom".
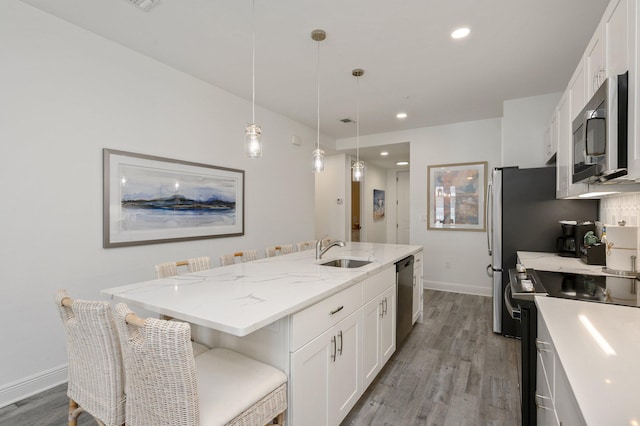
{"left": 103, "top": 149, "right": 244, "bottom": 247}
{"left": 427, "top": 161, "right": 487, "bottom": 232}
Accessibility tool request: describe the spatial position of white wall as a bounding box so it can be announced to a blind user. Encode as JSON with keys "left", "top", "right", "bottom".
{"left": 335, "top": 119, "right": 502, "bottom": 296}
{"left": 0, "top": 1, "right": 321, "bottom": 405}
{"left": 314, "top": 154, "right": 350, "bottom": 241}
{"left": 502, "top": 92, "right": 562, "bottom": 168}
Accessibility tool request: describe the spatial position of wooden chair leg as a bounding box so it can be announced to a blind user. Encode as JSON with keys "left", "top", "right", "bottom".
{"left": 68, "top": 399, "right": 83, "bottom": 426}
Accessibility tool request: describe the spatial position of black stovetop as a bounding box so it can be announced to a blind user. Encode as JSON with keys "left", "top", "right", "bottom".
{"left": 535, "top": 270, "right": 640, "bottom": 308}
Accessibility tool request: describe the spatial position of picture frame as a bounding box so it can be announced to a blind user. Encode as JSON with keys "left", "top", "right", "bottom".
{"left": 103, "top": 148, "right": 244, "bottom": 248}
{"left": 427, "top": 161, "right": 487, "bottom": 231}
{"left": 373, "top": 189, "right": 385, "bottom": 220}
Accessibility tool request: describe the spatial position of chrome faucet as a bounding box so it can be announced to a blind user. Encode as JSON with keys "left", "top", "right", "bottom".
{"left": 315, "top": 237, "right": 346, "bottom": 259}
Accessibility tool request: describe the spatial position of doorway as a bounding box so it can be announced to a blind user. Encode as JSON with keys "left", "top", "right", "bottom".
{"left": 396, "top": 171, "right": 410, "bottom": 244}
{"left": 351, "top": 180, "right": 361, "bottom": 242}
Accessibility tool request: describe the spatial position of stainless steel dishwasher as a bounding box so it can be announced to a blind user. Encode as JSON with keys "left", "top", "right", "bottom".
{"left": 396, "top": 255, "right": 414, "bottom": 347}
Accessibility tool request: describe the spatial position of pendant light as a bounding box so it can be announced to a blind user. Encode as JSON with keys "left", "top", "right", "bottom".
{"left": 245, "top": 0, "right": 262, "bottom": 158}
{"left": 352, "top": 68, "right": 365, "bottom": 182}
{"left": 311, "top": 29, "right": 326, "bottom": 173}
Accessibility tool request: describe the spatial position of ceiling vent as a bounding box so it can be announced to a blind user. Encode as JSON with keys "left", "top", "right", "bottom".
{"left": 127, "top": 0, "right": 161, "bottom": 11}
{"left": 340, "top": 118, "right": 355, "bottom": 124}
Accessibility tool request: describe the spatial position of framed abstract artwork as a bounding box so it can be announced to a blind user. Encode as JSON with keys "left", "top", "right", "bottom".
{"left": 427, "top": 161, "right": 487, "bottom": 231}
{"left": 373, "top": 189, "right": 385, "bottom": 220}
{"left": 103, "top": 149, "right": 244, "bottom": 247}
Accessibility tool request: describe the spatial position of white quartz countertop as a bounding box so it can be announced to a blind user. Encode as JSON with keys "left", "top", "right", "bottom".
{"left": 535, "top": 296, "right": 640, "bottom": 425}
{"left": 102, "top": 242, "right": 422, "bottom": 337}
{"left": 517, "top": 251, "right": 614, "bottom": 276}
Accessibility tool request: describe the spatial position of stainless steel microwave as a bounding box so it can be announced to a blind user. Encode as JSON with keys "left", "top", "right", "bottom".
{"left": 572, "top": 71, "right": 628, "bottom": 184}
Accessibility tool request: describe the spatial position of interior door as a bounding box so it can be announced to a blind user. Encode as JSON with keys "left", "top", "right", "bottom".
{"left": 396, "top": 171, "right": 410, "bottom": 244}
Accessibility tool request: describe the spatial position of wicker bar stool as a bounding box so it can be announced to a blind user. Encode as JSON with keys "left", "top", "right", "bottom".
{"left": 115, "top": 303, "right": 287, "bottom": 426}
{"left": 265, "top": 245, "right": 294, "bottom": 258}
{"left": 54, "top": 289, "right": 125, "bottom": 426}
{"left": 220, "top": 249, "right": 258, "bottom": 266}
{"left": 155, "top": 256, "right": 212, "bottom": 278}
{"left": 296, "top": 241, "right": 315, "bottom": 251}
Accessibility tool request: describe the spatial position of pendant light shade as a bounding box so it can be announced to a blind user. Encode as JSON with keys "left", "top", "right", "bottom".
{"left": 311, "top": 29, "right": 326, "bottom": 173}
{"left": 312, "top": 148, "right": 325, "bottom": 172}
{"left": 245, "top": 0, "right": 262, "bottom": 158}
{"left": 351, "top": 68, "right": 365, "bottom": 182}
{"left": 352, "top": 160, "right": 364, "bottom": 182}
{"left": 245, "top": 123, "right": 262, "bottom": 157}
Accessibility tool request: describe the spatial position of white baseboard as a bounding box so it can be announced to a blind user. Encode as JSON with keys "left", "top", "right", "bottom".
{"left": 0, "top": 364, "right": 67, "bottom": 408}
{"left": 424, "top": 280, "right": 492, "bottom": 297}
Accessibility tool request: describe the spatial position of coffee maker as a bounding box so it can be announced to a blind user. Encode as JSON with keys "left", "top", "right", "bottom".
{"left": 556, "top": 221, "right": 596, "bottom": 257}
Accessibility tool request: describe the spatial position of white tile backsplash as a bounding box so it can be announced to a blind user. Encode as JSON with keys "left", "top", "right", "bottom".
{"left": 600, "top": 193, "right": 640, "bottom": 227}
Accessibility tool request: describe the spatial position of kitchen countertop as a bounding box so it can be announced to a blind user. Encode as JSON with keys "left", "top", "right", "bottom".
{"left": 102, "top": 242, "right": 422, "bottom": 337}
{"left": 535, "top": 296, "right": 640, "bottom": 425}
{"left": 517, "top": 251, "right": 614, "bottom": 276}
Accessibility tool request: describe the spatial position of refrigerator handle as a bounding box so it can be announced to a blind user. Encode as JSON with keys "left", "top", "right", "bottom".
{"left": 486, "top": 180, "right": 493, "bottom": 256}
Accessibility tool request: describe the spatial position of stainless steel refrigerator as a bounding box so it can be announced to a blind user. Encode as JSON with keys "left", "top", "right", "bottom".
{"left": 486, "top": 166, "right": 599, "bottom": 337}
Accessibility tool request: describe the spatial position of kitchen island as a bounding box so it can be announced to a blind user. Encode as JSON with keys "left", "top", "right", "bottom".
{"left": 102, "top": 242, "right": 423, "bottom": 425}
{"left": 518, "top": 250, "right": 640, "bottom": 425}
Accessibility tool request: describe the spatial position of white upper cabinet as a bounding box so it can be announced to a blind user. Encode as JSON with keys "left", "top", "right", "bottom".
{"left": 555, "top": 0, "right": 640, "bottom": 197}
{"left": 586, "top": 24, "right": 606, "bottom": 99}
{"left": 556, "top": 91, "right": 570, "bottom": 199}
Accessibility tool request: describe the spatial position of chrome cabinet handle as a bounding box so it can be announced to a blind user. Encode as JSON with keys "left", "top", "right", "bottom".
{"left": 338, "top": 331, "right": 343, "bottom": 356}
{"left": 379, "top": 300, "right": 384, "bottom": 318}
{"left": 413, "top": 275, "right": 416, "bottom": 287}
{"left": 331, "top": 336, "right": 336, "bottom": 362}
{"left": 329, "top": 305, "right": 344, "bottom": 316}
{"left": 383, "top": 297, "right": 388, "bottom": 315}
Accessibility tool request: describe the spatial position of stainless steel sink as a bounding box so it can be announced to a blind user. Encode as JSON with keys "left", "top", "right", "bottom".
{"left": 319, "top": 258, "right": 372, "bottom": 268}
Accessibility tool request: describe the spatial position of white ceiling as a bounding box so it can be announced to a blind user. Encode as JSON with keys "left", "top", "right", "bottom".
{"left": 20, "top": 0, "right": 609, "bottom": 157}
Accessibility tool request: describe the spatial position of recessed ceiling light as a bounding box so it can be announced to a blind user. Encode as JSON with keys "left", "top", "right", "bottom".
{"left": 396, "top": 161, "right": 409, "bottom": 166}
{"left": 380, "top": 151, "right": 389, "bottom": 156}
{"left": 396, "top": 112, "right": 408, "bottom": 119}
{"left": 451, "top": 27, "right": 470, "bottom": 39}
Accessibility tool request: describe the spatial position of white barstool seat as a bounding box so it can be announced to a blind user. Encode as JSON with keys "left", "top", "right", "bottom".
{"left": 115, "top": 303, "right": 286, "bottom": 426}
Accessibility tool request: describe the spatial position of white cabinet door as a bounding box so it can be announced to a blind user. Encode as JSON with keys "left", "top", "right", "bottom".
{"left": 291, "top": 327, "right": 332, "bottom": 426}
{"left": 585, "top": 23, "right": 605, "bottom": 99}
{"left": 362, "top": 283, "right": 396, "bottom": 391}
{"left": 569, "top": 58, "right": 587, "bottom": 122}
{"left": 291, "top": 309, "right": 362, "bottom": 426}
{"left": 379, "top": 284, "right": 396, "bottom": 364}
{"left": 361, "top": 295, "right": 381, "bottom": 389}
{"left": 536, "top": 353, "right": 559, "bottom": 426}
{"left": 556, "top": 90, "right": 570, "bottom": 199}
{"left": 605, "top": 0, "right": 631, "bottom": 77}
{"left": 554, "top": 357, "right": 586, "bottom": 426}
{"left": 329, "top": 310, "right": 362, "bottom": 425}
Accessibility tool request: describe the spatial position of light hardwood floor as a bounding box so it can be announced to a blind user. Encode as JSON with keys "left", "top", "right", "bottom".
{"left": 0, "top": 290, "right": 520, "bottom": 426}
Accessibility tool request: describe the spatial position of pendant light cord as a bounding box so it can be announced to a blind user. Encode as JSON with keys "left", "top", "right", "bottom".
{"left": 316, "top": 40, "right": 320, "bottom": 150}
{"left": 251, "top": 0, "right": 256, "bottom": 124}
{"left": 356, "top": 75, "right": 360, "bottom": 161}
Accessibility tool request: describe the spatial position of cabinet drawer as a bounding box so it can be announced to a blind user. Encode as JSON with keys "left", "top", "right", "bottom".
{"left": 413, "top": 252, "right": 423, "bottom": 271}
{"left": 362, "top": 267, "right": 395, "bottom": 303}
{"left": 290, "top": 283, "right": 362, "bottom": 351}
